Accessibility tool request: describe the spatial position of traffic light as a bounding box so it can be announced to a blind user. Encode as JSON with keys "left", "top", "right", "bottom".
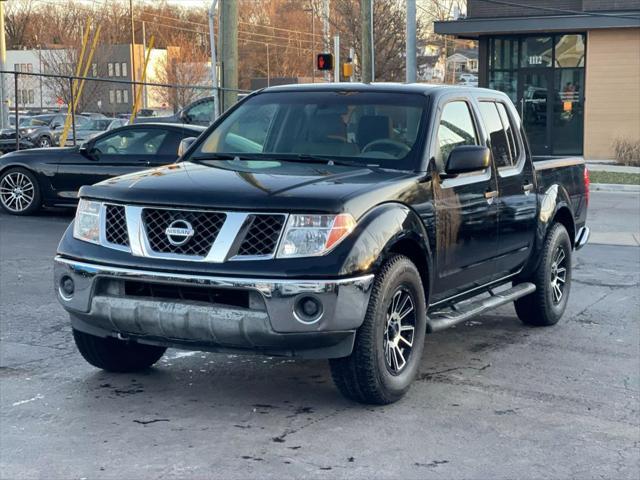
{"left": 317, "top": 53, "right": 334, "bottom": 71}
{"left": 342, "top": 61, "right": 354, "bottom": 79}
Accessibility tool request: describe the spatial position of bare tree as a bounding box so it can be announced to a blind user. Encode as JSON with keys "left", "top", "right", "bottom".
{"left": 152, "top": 40, "right": 211, "bottom": 112}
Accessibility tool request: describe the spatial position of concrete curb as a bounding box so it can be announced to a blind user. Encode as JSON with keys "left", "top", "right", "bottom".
{"left": 591, "top": 183, "right": 640, "bottom": 193}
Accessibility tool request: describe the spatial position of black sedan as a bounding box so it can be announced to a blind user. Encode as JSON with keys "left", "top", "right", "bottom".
{"left": 0, "top": 123, "right": 204, "bottom": 215}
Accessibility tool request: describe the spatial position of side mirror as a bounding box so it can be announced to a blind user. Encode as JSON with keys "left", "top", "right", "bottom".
{"left": 80, "top": 144, "right": 99, "bottom": 161}
{"left": 179, "top": 110, "right": 191, "bottom": 123}
{"left": 177, "top": 137, "right": 197, "bottom": 157}
{"left": 445, "top": 145, "right": 490, "bottom": 175}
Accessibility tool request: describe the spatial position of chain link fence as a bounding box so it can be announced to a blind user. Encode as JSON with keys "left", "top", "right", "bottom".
{"left": 0, "top": 70, "right": 250, "bottom": 152}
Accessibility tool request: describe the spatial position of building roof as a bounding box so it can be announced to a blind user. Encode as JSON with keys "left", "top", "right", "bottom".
{"left": 434, "top": 12, "right": 640, "bottom": 38}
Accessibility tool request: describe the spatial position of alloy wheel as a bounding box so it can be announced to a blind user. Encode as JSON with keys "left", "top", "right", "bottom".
{"left": 0, "top": 172, "right": 35, "bottom": 213}
{"left": 383, "top": 287, "right": 416, "bottom": 374}
{"left": 550, "top": 246, "right": 567, "bottom": 304}
{"left": 39, "top": 137, "right": 51, "bottom": 148}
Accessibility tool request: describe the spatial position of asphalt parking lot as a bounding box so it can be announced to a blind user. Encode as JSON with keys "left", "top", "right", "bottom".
{"left": 1, "top": 191, "right": 639, "bottom": 479}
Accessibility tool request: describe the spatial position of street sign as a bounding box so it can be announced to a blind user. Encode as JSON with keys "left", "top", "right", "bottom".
{"left": 317, "top": 53, "right": 333, "bottom": 71}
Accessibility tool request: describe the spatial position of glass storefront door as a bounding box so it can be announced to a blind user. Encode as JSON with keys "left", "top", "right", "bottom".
{"left": 518, "top": 69, "right": 553, "bottom": 156}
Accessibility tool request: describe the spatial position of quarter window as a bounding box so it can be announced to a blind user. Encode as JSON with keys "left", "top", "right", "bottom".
{"left": 496, "top": 103, "right": 520, "bottom": 163}
{"left": 435, "top": 101, "right": 479, "bottom": 167}
{"left": 479, "top": 101, "right": 512, "bottom": 168}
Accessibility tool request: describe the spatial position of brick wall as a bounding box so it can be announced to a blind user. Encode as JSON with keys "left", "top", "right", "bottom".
{"left": 583, "top": 0, "right": 640, "bottom": 11}
{"left": 468, "top": 0, "right": 583, "bottom": 18}
{"left": 468, "top": 0, "right": 640, "bottom": 18}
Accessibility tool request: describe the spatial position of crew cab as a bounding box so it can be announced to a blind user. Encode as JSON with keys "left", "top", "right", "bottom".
{"left": 54, "top": 84, "right": 590, "bottom": 404}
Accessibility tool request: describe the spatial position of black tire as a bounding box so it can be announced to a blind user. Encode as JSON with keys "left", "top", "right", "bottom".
{"left": 73, "top": 329, "right": 166, "bottom": 373}
{"left": 37, "top": 136, "right": 52, "bottom": 148}
{"left": 514, "top": 223, "right": 572, "bottom": 326}
{"left": 0, "top": 167, "right": 42, "bottom": 215}
{"left": 329, "top": 255, "right": 427, "bottom": 405}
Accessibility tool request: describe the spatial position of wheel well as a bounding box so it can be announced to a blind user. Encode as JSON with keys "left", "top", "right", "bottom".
{"left": 387, "top": 238, "right": 430, "bottom": 296}
{"left": 552, "top": 207, "right": 575, "bottom": 245}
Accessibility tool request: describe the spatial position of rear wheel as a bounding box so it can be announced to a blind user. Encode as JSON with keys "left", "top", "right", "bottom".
{"left": 514, "top": 223, "right": 572, "bottom": 326}
{"left": 0, "top": 167, "right": 41, "bottom": 215}
{"left": 329, "top": 255, "right": 426, "bottom": 405}
{"left": 73, "top": 329, "right": 166, "bottom": 372}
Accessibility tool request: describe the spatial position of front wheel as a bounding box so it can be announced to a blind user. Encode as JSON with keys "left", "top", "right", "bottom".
{"left": 329, "top": 255, "right": 427, "bottom": 405}
{"left": 37, "top": 136, "right": 52, "bottom": 148}
{"left": 514, "top": 223, "right": 572, "bottom": 326}
{"left": 73, "top": 329, "right": 166, "bottom": 372}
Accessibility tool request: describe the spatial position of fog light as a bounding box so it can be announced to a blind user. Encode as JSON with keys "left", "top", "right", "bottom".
{"left": 294, "top": 296, "right": 323, "bottom": 324}
{"left": 60, "top": 276, "right": 74, "bottom": 297}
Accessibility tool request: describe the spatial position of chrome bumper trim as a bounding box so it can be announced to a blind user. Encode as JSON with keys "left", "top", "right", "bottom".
{"left": 54, "top": 256, "right": 374, "bottom": 335}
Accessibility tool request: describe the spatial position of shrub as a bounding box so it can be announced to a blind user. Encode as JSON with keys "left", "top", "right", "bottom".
{"left": 613, "top": 138, "right": 640, "bottom": 166}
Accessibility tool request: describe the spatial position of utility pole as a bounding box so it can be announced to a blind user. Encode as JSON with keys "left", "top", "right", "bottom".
{"left": 333, "top": 35, "right": 340, "bottom": 82}
{"left": 142, "top": 21, "right": 147, "bottom": 109}
{"left": 360, "top": 0, "right": 373, "bottom": 83}
{"left": 406, "top": 0, "right": 416, "bottom": 83}
{"left": 323, "top": 0, "right": 330, "bottom": 82}
{"left": 0, "top": 0, "right": 8, "bottom": 128}
{"left": 129, "top": 0, "right": 136, "bottom": 105}
{"left": 303, "top": 2, "right": 315, "bottom": 83}
{"left": 219, "top": 0, "right": 238, "bottom": 112}
{"left": 208, "top": 0, "right": 219, "bottom": 119}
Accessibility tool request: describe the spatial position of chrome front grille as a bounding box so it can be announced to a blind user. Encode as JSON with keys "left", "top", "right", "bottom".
{"left": 142, "top": 208, "right": 226, "bottom": 256}
{"left": 237, "top": 214, "right": 286, "bottom": 257}
{"left": 105, "top": 205, "right": 129, "bottom": 246}
{"left": 100, "top": 204, "right": 287, "bottom": 262}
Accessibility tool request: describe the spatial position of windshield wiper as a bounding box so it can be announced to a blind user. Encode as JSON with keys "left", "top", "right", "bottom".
{"left": 279, "top": 154, "right": 381, "bottom": 170}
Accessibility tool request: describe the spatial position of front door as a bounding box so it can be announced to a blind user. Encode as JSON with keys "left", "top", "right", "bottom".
{"left": 53, "top": 127, "right": 172, "bottom": 198}
{"left": 431, "top": 99, "right": 500, "bottom": 299}
{"left": 518, "top": 69, "right": 553, "bottom": 156}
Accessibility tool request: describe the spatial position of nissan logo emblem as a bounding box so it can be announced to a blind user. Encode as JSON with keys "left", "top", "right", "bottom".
{"left": 165, "top": 219, "right": 195, "bottom": 246}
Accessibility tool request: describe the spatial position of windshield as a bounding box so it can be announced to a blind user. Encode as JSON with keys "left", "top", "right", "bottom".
{"left": 192, "top": 91, "right": 428, "bottom": 170}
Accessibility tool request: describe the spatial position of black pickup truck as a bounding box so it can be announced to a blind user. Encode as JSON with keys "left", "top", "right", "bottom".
{"left": 54, "top": 84, "right": 590, "bottom": 404}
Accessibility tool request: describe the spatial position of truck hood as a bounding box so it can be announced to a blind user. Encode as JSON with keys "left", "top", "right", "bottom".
{"left": 80, "top": 160, "right": 420, "bottom": 218}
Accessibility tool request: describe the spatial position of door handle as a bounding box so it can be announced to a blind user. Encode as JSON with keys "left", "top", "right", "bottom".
{"left": 484, "top": 190, "right": 498, "bottom": 199}
{"left": 523, "top": 183, "right": 534, "bottom": 194}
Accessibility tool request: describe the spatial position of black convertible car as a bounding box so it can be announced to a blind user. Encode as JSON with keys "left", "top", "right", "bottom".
{"left": 0, "top": 123, "right": 204, "bottom": 215}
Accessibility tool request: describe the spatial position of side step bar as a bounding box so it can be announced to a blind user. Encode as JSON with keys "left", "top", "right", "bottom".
{"left": 427, "top": 282, "right": 536, "bottom": 333}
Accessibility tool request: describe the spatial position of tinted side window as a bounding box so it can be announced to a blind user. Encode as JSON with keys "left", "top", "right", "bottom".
{"left": 496, "top": 103, "right": 521, "bottom": 163}
{"left": 186, "top": 100, "right": 214, "bottom": 124}
{"left": 479, "top": 101, "right": 512, "bottom": 168}
{"left": 436, "top": 101, "right": 478, "bottom": 166}
{"left": 93, "top": 129, "right": 169, "bottom": 156}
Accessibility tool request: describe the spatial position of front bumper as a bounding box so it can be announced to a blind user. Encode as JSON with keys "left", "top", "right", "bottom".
{"left": 54, "top": 256, "right": 374, "bottom": 358}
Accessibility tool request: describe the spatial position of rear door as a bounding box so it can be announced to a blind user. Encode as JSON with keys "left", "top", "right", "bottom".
{"left": 431, "top": 98, "right": 500, "bottom": 297}
{"left": 52, "top": 127, "right": 171, "bottom": 197}
{"left": 478, "top": 99, "right": 537, "bottom": 273}
{"left": 146, "top": 128, "right": 196, "bottom": 167}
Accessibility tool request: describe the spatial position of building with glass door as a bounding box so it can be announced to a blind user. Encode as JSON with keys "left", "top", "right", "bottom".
{"left": 435, "top": 1, "right": 640, "bottom": 159}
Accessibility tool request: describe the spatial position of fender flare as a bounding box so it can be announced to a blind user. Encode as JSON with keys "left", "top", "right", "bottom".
{"left": 338, "top": 202, "right": 434, "bottom": 296}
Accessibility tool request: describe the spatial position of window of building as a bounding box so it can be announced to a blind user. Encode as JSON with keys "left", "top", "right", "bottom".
{"left": 92, "top": 63, "right": 98, "bottom": 76}
{"left": 121, "top": 62, "right": 128, "bottom": 77}
{"left": 114, "top": 62, "right": 121, "bottom": 77}
{"left": 435, "top": 101, "right": 478, "bottom": 167}
{"left": 116, "top": 90, "right": 122, "bottom": 104}
{"left": 521, "top": 37, "right": 552, "bottom": 67}
{"left": 555, "top": 34, "right": 585, "bottom": 68}
{"left": 109, "top": 90, "right": 115, "bottom": 104}
{"left": 479, "top": 101, "right": 512, "bottom": 168}
{"left": 122, "top": 89, "right": 129, "bottom": 103}
{"left": 28, "top": 90, "right": 35, "bottom": 104}
{"left": 108, "top": 63, "right": 114, "bottom": 77}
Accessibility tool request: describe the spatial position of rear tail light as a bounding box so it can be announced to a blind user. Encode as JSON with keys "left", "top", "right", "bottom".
{"left": 584, "top": 166, "right": 590, "bottom": 206}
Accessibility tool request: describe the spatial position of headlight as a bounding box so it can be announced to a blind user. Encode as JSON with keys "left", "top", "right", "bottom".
{"left": 19, "top": 128, "right": 36, "bottom": 136}
{"left": 73, "top": 199, "right": 102, "bottom": 244}
{"left": 277, "top": 214, "right": 356, "bottom": 258}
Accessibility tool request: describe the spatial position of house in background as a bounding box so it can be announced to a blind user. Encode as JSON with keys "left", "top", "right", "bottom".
{"left": 446, "top": 48, "right": 479, "bottom": 80}
{"left": 435, "top": 0, "right": 640, "bottom": 159}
